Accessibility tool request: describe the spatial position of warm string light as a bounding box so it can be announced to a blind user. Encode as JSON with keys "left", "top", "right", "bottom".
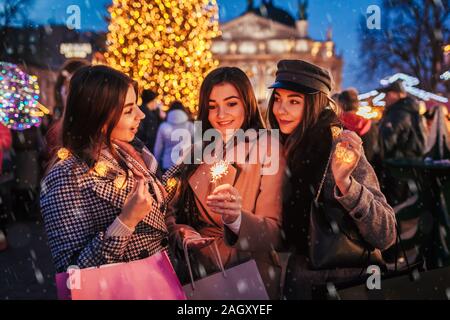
{"left": 114, "top": 175, "right": 127, "bottom": 190}
{"left": 56, "top": 147, "right": 127, "bottom": 190}
{"left": 331, "top": 126, "right": 342, "bottom": 140}
{"left": 94, "top": 161, "right": 109, "bottom": 177}
{"left": 57, "top": 148, "right": 70, "bottom": 160}
{"left": 335, "top": 142, "right": 356, "bottom": 164}
{"left": 105, "top": 0, "right": 220, "bottom": 113}
{"left": 0, "top": 61, "right": 41, "bottom": 130}
{"left": 166, "top": 177, "right": 178, "bottom": 189}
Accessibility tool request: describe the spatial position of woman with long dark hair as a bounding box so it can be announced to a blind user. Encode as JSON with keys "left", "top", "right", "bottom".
{"left": 165, "top": 67, "right": 286, "bottom": 299}
{"left": 266, "top": 60, "right": 397, "bottom": 299}
{"left": 43, "top": 59, "right": 90, "bottom": 169}
{"left": 41, "top": 65, "right": 169, "bottom": 273}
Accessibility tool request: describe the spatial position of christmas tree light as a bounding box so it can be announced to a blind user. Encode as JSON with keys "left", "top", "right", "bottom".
{"left": 0, "top": 62, "right": 41, "bottom": 131}
{"left": 105, "top": 0, "right": 220, "bottom": 113}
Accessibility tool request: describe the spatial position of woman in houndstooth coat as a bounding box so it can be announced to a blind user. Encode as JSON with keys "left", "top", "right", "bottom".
{"left": 40, "top": 66, "right": 169, "bottom": 273}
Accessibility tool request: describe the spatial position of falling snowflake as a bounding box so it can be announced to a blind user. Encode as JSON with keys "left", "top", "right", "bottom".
{"left": 99, "top": 279, "right": 108, "bottom": 291}
{"left": 268, "top": 266, "right": 276, "bottom": 280}
{"left": 236, "top": 279, "right": 249, "bottom": 293}
{"left": 326, "top": 282, "right": 340, "bottom": 300}
{"left": 34, "top": 267, "right": 45, "bottom": 285}
{"left": 411, "top": 269, "right": 421, "bottom": 281}
{"left": 330, "top": 220, "right": 340, "bottom": 234}
{"left": 239, "top": 237, "right": 249, "bottom": 250}
{"left": 197, "top": 263, "right": 207, "bottom": 278}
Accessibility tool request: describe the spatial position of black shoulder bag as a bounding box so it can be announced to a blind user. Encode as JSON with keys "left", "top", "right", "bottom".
{"left": 308, "top": 148, "right": 386, "bottom": 270}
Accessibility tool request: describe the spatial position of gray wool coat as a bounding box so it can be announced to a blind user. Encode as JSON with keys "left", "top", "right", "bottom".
{"left": 284, "top": 146, "right": 397, "bottom": 299}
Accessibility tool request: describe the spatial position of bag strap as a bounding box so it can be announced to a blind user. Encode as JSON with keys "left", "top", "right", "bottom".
{"left": 182, "top": 237, "right": 225, "bottom": 290}
{"left": 393, "top": 222, "right": 411, "bottom": 272}
{"left": 314, "top": 147, "right": 333, "bottom": 203}
{"left": 313, "top": 130, "right": 378, "bottom": 273}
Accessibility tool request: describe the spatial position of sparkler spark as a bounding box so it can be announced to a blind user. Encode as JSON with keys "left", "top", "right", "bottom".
{"left": 210, "top": 160, "right": 229, "bottom": 183}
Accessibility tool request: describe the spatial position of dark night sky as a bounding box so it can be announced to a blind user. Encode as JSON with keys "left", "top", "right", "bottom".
{"left": 20, "top": 0, "right": 383, "bottom": 92}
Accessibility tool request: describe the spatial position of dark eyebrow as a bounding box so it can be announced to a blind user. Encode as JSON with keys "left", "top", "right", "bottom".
{"left": 124, "top": 102, "right": 134, "bottom": 107}
{"left": 209, "top": 96, "right": 240, "bottom": 103}
{"left": 224, "top": 96, "right": 240, "bottom": 101}
{"left": 274, "top": 91, "right": 303, "bottom": 99}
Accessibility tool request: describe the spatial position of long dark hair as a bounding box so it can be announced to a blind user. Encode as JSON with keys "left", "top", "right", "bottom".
{"left": 61, "top": 65, "right": 138, "bottom": 168}
{"left": 267, "top": 90, "right": 339, "bottom": 171}
{"left": 172, "top": 66, "right": 265, "bottom": 226}
{"left": 53, "top": 59, "right": 90, "bottom": 119}
{"left": 197, "top": 67, "right": 265, "bottom": 132}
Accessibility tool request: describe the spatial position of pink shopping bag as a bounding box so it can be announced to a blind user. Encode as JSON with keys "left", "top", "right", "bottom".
{"left": 55, "top": 251, "right": 186, "bottom": 300}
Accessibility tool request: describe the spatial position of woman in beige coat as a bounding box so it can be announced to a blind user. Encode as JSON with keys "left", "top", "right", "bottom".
{"left": 164, "top": 67, "right": 286, "bottom": 299}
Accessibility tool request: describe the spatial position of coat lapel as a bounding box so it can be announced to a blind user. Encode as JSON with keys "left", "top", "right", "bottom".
{"left": 188, "top": 161, "right": 237, "bottom": 226}
{"left": 77, "top": 149, "right": 167, "bottom": 232}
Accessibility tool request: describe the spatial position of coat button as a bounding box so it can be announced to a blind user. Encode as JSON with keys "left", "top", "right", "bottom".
{"left": 139, "top": 249, "right": 149, "bottom": 259}
{"left": 160, "top": 237, "right": 168, "bottom": 247}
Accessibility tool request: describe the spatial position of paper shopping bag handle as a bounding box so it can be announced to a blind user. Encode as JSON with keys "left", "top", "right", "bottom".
{"left": 183, "top": 237, "right": 226, "bottom": 290}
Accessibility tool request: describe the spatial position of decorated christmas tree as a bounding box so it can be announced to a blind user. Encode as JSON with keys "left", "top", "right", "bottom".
{"left": 105, "top": 0, "right": 220, "bottom": 113}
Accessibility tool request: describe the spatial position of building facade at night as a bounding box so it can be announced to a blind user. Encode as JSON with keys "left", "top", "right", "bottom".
{"left": 1, "top": 1, "right": 343, "bottom": 112}
{"left": 211, "top": 1, "right": 343, "bottom": 104}
{"left": 0, "top": 25, "right": 104, "bottom": 109}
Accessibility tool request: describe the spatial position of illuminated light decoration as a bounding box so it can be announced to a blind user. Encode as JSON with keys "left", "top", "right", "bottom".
{"left": 440, "top": 70, "right": 449, "bottom": 81}
{"left": 356, "top": 106, "right": 379, "bottom": 119}
{"left": 331, "top": 126, "right": 342, "bottom": 140}
{"left": 380, "top": 73, "right": 420, "bottom": 87}
{"left": 166, "top": 177, "right": 178, "bottom": 189}
{"left": 211, "top": 41, "right": 228, "bottom": 54}
{"left": 0, "top": 61, "right": 42, "bottom": 131}
{"left": 114, "top": 175, "right": 127, "bottom": 190}
{"left": 93, "top": 161, "right": 109, "bottom": 177}
{"left": 360, "top": 101, "right": 369, "bottom": 107}
{"left": 295, "top": 39, "right": 309, "bottom": 52}
{"left": 267, "top": 39, "right": 292, "bottom": 54}
{"left": 92, "top": 51, "right": 108, "bottom": 66}
{"left": 37, "top": 102, "right": 50, "bottom": 115}
{"left": 358, "top": 90, "right": 379, "bottom": 101}
{"left": 105, "top": 0, "right": 220, "bottom": 113}
{"left": 238, "top": 41, "right": 257, "bottom": 55}
{"left": 311, "top": 42, "right": 321, "bottom": 56}
{"left": 229, "top": 42, "right": 238, "bottom": 54}
{"left": 325, "top": 41, "right": 333, "bottom": 57}
{"left": 418, "top": 101, "right": 427, "bottom": 115}
{"left": 359, "top": 73, "right": 449, "bottom": 109}
{"left": 406, "top": 86, "right": 448, "bottom": 103}
{"left": 60, "top": 43, "right": 92, "bottom": 58}
{"left": 335, "top": 142, "right": 356, "bottom": 164}
{"left": 57, "top": 148, "right": 70, "bottom": 160}
{"left": 371, "top": 92, "right": 386, "bottom": 107}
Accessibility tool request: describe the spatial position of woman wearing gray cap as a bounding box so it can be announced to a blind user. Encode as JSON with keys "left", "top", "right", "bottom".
{"left": 266, "top": 60, "right": 397, "bottom": 299}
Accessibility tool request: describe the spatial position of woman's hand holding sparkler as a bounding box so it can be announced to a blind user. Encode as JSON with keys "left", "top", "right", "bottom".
{"left": 119, "top": 173, "right": 153, "bottom": 229}
{"left": 206, "top": 184, "right": 242, "bottom": 224}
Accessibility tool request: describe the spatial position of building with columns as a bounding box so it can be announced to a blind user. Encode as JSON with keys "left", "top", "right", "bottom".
{"left": 211, "top": 0, "right": 343, "bottom": 104}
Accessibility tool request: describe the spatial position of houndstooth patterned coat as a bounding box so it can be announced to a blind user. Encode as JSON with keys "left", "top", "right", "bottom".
{"left": 40, "top": 147, "right": 169, "bottom": 273}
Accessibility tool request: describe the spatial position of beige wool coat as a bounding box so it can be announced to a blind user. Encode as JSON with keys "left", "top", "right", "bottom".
{"left": 165, "top": 131, "right": 287, "bottom": 299}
